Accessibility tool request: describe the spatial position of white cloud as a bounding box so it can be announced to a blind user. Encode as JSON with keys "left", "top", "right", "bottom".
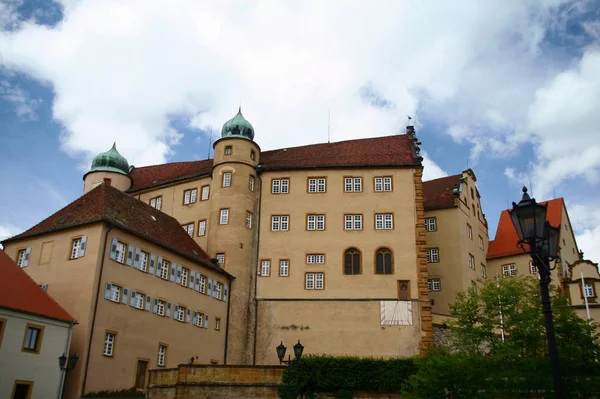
{"left": 422, "top": 152, "right": 448, "bottom": 182}
{"left": 568, "top": 203, "right": 600, "bottom": 264}
{"left": 0, "top": 223, "right": 23, "bottom": 244}
{"left": 0, "top": 80, "right": 42, "bottom": 120}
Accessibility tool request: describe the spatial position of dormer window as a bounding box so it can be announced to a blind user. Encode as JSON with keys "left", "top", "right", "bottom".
{"left": 225, "top": 146, "right": 232, "bottom": 155}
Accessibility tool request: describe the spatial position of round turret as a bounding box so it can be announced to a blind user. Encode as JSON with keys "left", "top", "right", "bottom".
{"left": 83, "top": 143, "right": 131, "bottom": 194}
{"left": 221, "top": 107, "right": 255, "bottom": 140}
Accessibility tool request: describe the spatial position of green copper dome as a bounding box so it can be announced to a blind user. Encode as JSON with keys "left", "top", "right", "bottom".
{"left": 90, "top": 143, "right": 130, "bottom": 175}
{"left": 221, "top": 107, "right": 255, "bottom": 140}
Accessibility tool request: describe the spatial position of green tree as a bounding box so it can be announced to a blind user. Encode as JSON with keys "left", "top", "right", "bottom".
{"left": 404, "top": 276, "right": 600, "bottom": 398}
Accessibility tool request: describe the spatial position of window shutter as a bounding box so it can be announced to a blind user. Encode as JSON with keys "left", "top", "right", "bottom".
{"left": 153, "top": 298, "right": 158, "bottom": 314}
{"left": 195, "top": 275, "right": 200, "bottom": 291}
{"left": 190, "top": 271, "right": 196, "bottom": 289}
{"left": 166, "top": 302, "right": 171, "bottom": 317}
{"left": 122, "top": 288, "right": 128, "bottom": 304}
{"left": 134, "top": 248, "right": 141, "bottom": 269}
{"left": 145, "top": 295, "right": 151, "bottom": 311}
{"left": 110, "top": 238, "right": 118, "bottom": 260}
{"left": 126, "top": 245, "right": 135, "bottom": 266}
{"left": 193, "top": 311, "right": 198, "bottom": 325}
{"left": 130, "top": 290, "right": 137, "bottom": 307}
{"left": 204, "top": 314, "right": 209, "bottom": 329}
{"left": 176, "top": 264, "right": 182, "bottom": 284}
{"left": 170, "top": 264, "right": 176, "bottom": 282}
{"left": 186, "top": 308, "right": 191, "bottom": 323}
{"left": 207, "top": 278, "right": 213, "bottom": 297}
{"left": 224, "top": 284, "right": 229, "bottom": 302}
{"left": 173, "top": 305, "right": 179, "bottom": 320}
{"left": 23, "top": 247, "right": 31, "bottom": 267}
{"left": 156, "top": 257, "right": 163, "bottom": 277}
{"left": 79, "top": 236, "right": 87, "bottom": 257}
{"left": 104, "top": 282, "right": 112, "bottom": 299}
{"left": 149, "top": 254, "right": 156, "bottom": 274}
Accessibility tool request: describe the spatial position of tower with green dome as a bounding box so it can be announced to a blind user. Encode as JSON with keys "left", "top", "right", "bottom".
{"left": 83, "top": 143, "right": 132, "bottom": 194}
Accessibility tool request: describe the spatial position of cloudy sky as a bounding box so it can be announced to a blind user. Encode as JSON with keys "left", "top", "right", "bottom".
{"left": 0, "top": 0, "right": 599, "bottom": 262}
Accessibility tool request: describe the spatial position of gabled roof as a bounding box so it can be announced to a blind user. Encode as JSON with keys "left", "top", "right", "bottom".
{"left": 0, "top": 250, "right": 76, "bottom": 323}
{"left": 423, "top": 174, "right": 462, "bottom": 210}
{"left": 3, "top": 185, "right": 232, "bottom": 278}
{"left": 126, "top": 135, "right": 420, "bottom": 193}
{"left": 487, "top": 197, "right": 564, "bottom": 260}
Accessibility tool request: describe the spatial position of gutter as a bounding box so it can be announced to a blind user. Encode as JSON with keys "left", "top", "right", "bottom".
{"left": 252, "top": 170, "right": 263, "bottom": 365}
{"left": 58, "top": 321, "right": 75, "bottom": 399}
{"left": 223, "top": 273, "right": 234, "bottom": 364}
{"left": 81, "top": 224, "right": 112, "bottom": 397}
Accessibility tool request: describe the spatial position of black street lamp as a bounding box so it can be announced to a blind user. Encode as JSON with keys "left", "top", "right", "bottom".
{"left": 59, "top": 352, "right": 79, "bottom": 371}
{"left": 276, "top": 340, "right": 304, "bottom": 365}
{"left": 509, "top": 187, "right": 563, "bottom": 398}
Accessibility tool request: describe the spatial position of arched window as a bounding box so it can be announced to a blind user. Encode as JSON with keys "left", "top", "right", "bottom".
{"left": 375, "top": 248, "right": 393, "bottom": 274}
{"left": 344, "top": 248, "right": 361, "bottom": 275}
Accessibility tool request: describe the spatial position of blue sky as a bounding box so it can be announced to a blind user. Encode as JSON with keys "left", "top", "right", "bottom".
{"left": 1, "top": 0, "right": 599, "bottom": 262}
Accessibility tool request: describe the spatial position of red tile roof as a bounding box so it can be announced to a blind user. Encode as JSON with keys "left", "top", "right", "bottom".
{"left": 126, "top": 135, "right": 420, "bottom": 193}
{"left": 3, "top": 185, "right": 231, "bottom": 278}
{"left": 423, "top": 174, "right": 462, "bottom": 210}
{"left": 487, "top": 197, "right": 564, "bottom": 260}
{"left": 0, "top": 250, "right": 76, "bottom": 323}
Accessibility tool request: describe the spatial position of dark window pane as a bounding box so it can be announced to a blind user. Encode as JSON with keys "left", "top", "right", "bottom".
{"left": 385, "top": 253, "right": 392, "bottom": 274}
{"left": 353, "top": 253, "right": 360, "bottom": 274}
{"left": 345, "top": 253, "right": 352, "bottom": 275}
{"left": 376, "top": 253, "right": 383, "bottom": 274}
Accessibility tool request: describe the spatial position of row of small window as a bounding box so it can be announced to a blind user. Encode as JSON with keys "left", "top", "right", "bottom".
{"left": 426, "top": 249, "right": 484, "bottom": 272}
{"left": 183, "top": 210, "right": 254, "bottom": 238}
{"left": 0, "top": 319, "right": 44, "bottom": 354}
{"left": 424, "top": 218, "right": 485, "bottom": 250}
{"left": 109, "top": 238, "right": 228, "bottom": 301}
{"left": 271, "top": 176, "right": 393, "bottom": 194}
{"left": 269, "top": 213, "right": 394, "bottom": 231}
{"left": 103, "top": 283, "right": 222, "bottom": 328}
{"left": 259, "top": 248, "right": 395, "bottom": 277}
{"left": 223, "top": 145, "right": 256, "bottom": 160}
{"left": 16, "top": 236, "right": 88, "bottom": 267}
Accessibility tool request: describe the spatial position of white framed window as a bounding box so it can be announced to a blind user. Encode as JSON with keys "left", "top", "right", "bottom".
{"left": 182, "top": 223, "right": 194, "bottom": 237}
{"left": 584, "top": 283, "right": 595, "bottom": 298}
{"left": 138, "top": 251, "right": 149, "bottom": 272}
{"left": 193, "top": 311, "right": 204, "bottom": 327}
{"left": 249, "top": 176, "right": 255, "bottom": 192}
{"left": 306, "top": 272, "right": 324, "bottom": 290}
{"left": 199, "top": 275, "right": 207, "bottom": 293}
{"left": 467, "top": 224, "right": 473, "bottom": 239}
{"left": 109, "top": 284, "right": 121, "bottom": 302}
{"left": 344, "top": 177, "right": 362, "bottom": 192}
{"left": 174, "top": 305, "right": 185, "bottom": 322}
{"left": 113, "top": 241, "right": 126, "bottom": 263}
{"left": 103, "top": 332, "right": 116, "bottom": 357}
{"left": 261, "top": 260, "right": 271, "bottom": 276}
{"left": 469, "top": 254, "right": 475, "bottom": 270}
{"left": 198, "top": 220, "right": 207, "bottom": 236}
{"left": 246, "top": 212, "right": 253, "bottom": 229}
{"left": 502, "top": 264, "right": 517, "bottom": 277}
{"left": 71, "top": 238, "right": 84, "bottom": 259}
{"left": 180, "top": 267, "right": 189, "bottom": 287}
{"left": 481, "top": 264, "right": 487, "bottom": 278}
{"left": 156, "top": 299, "right": 166, "bottom": 316}
{"left": 215, "top": 317, "right": 221, "bottom": 331}
{"left": 308, "top": 177, "right": 326, "bottom": 193}
{"left": 306, "top": 254, "right": 325, "bottom": 264}
{"left": 425, "top": 218, "right": 437, "bottom": 232}
{"left": 271, "top": 215, "right": 289, "bottom": 231}
{"left": 307, "top": 214, "right": 325, "bottom": 230}
{"left": 157, "top": 344, "right": 167, "bottom": 367}
{"left": 479, "top": 235, "right": 484, "bottom": 250}
{"left": 224, "top": 145, "right": 232, "bottom": 155}
{"left": 223, "top": 172, "right": 232, "bottom": 187}
{"left": 279, "top": 260, "right": 289, "bottom": 276}
{"left": 201, "top": 185, "right": 210, "bottom": 200}
{"left": 428, "top": 278, "right": 441, "bottom": 292}
{"left": 17, "top": 248, "right": 30, "bottom": 267}
{"left": 216, "top": 253, "right": 225, "bottom": 266}
{"left": 184, "top": 188, "right": 198, "bottom": 205}
{"left": 529, "top": 261, "right": 538, "bottom": 274}
{"left": 344, "top": 214, "right": 362, "bottom": 230}
{"left": 150, "top": 196, "right": 163, "bottom": 210}
{"left": 132, "top": 292, "right": 144, "bottom": 309}
{"left": 272, "top": 178, "right": 290, "bottom": 194}
{"left": 159, "top": 260, "right": 170, "bottom": 280}
{"left": 375, "top": 213, "right": 394, "bottom": 230}
{"left": 220, "top": 209, "right": 229, "bottom": 225}
{"left": 214, "top": 282, "right": 223, "bottom": 300}
{"left": 374, "top": 176, "right": 392, "bottom": 192}
{"left": 426, "top": 248, "right": 439, "bottom": 263}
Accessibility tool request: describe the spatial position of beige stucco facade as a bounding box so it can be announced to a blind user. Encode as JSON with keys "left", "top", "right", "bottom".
{"left": 425, "top": 170, "right": 489, "bottom": 316}
{"left": 564, "top": 260, "right": 600, "bottom": 323}
{"left": 0, "top": 308, "right": 73, "bottom": 399}
{"left": 84, "top": 171, "right": 131, "bottom": 194}
{"left": 3, "top": 223, "right": 229, "bottom": 398}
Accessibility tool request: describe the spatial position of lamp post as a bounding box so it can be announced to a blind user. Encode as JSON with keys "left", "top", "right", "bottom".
{"left": 58, "top": 352, "right": 79, "bottom": 399}
{"left": 509, "top": 187, "right": 563, "bottom": 398}
{"left": 276, "top": 340, "right": 304, "bottom": 365}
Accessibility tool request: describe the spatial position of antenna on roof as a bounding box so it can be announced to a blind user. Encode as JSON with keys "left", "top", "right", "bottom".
{"left": 528, "top": 177, "right": 533, "bottom": 198}
{"left": 206, "top": 127, "right": 214, "bottom": 160}
{"left": 328, "top": 109, "right": 331, "bottom": 144}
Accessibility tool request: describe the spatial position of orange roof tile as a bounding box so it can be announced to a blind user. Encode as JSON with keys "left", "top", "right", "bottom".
{"left": 487, "top": 197, "right": 564, "bottom": 259}
{"left": 0, "top": 250, "right": 76, "bottom": 323}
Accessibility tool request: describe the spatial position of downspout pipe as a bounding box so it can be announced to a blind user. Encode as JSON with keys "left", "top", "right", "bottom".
{"left": 58, "top": 321, "right": 75, "bottom": 399}
{"left": 223, "top": 274, "right": 234, "bottom": 364}
{"left": 252, "top": 170, "right": 263, "bottom": 365}
{"left": 81, "top": 224, "right": 112, "bottom": 397}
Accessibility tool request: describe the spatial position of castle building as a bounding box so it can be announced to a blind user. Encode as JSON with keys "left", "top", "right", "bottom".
{"left": 422, "top": 169, "right": 489, "bottom": 318}
{"left": 2, "top": 109, "right": 433, "bottom": 396}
